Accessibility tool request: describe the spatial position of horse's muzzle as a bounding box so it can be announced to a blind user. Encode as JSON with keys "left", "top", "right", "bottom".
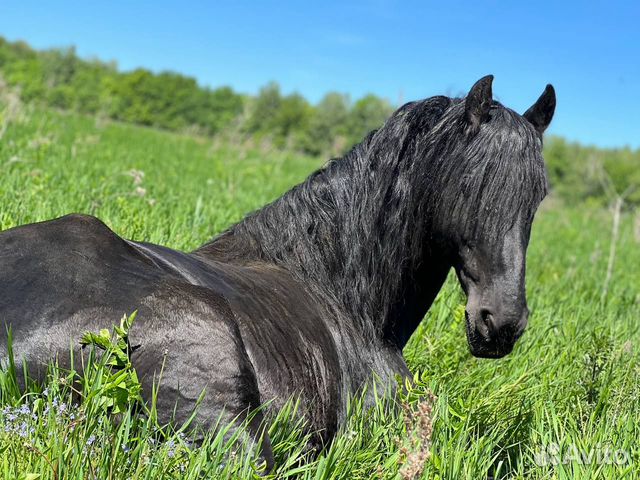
{"left": 465, "top": 308, "right": 528, "bottom": 359}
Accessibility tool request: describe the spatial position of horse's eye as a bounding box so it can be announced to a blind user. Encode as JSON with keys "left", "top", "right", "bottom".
{"left": 459, "top": 267, "right": 479, "bottom": 285}
{"left": 467, "top": 269, "right": 479, "bottom": 283}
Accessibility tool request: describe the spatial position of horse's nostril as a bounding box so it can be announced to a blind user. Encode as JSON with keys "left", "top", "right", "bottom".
{"left": 480, "top": 308, "right": 496, "bottom": 335}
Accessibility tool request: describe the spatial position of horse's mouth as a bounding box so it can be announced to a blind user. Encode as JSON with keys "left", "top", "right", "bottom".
{"left": 464, "top": 311, "right": 515, "bottom": 359}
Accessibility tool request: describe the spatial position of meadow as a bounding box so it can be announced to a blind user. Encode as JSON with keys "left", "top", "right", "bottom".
{"left": 0, "top": 102, "right": 639, "bottom": 479}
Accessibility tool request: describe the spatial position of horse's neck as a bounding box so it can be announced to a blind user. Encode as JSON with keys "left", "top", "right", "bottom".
{"left": 383, "top": 257, "right": 452, "bottom": 348}
{"left": 197, "top": 147, "right": 449, "bottom": 347}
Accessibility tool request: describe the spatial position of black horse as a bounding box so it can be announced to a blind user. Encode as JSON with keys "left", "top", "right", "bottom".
{"left": 0, "top": 76, "right": 555, "bottom": 468}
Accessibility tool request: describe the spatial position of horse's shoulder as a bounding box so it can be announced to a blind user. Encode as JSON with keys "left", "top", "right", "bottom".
{"left": 133, "top": 281, "right": 254, "bottom": 380}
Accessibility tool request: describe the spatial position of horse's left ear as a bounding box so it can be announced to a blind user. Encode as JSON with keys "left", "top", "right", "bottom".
{"left": 523, "top": 84, "right": 556, "bottom": 135}
{"left": 465, "top": 75, "right": 494, "bottom": 132}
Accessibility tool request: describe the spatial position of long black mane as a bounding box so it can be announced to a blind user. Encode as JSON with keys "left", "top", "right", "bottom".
{"left": 197, "top": 95, "right": 548, "bottom": 341}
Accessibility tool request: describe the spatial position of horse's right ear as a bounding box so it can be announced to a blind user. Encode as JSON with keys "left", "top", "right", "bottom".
{"left": 465, "top": 75, "right": 494, "bottom": 132}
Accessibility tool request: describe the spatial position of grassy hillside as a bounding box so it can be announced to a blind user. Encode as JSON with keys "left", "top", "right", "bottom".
{"left": 1, "top": 103, "right": 639, "bottom": 479}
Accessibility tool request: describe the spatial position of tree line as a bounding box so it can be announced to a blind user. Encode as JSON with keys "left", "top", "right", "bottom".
{"left": 0, "top": 37, "right": 392, "bottom": 156}
{"left": 1, "top": 36, "right": 638, "bottom": 206}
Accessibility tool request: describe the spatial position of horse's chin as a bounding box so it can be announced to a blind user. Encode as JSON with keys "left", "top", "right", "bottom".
{"left": 469, "top": 347, "right": 511, "bottom": 359}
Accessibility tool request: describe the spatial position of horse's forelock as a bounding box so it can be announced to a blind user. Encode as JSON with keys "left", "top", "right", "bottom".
{"left": 411, "top": 99, "right": 548, "bottom": 242}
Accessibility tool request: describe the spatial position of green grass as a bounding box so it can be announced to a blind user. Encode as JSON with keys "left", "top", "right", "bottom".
{"left": 1, "top": 102, "right": 639, "bottom": 479}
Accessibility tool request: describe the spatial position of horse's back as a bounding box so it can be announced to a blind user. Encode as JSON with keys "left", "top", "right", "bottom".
{"left": 0, "top": 213, "right": 136, "bottom": 262}
{"left": 0, "top": 214, "right": 161, "bottom": 327}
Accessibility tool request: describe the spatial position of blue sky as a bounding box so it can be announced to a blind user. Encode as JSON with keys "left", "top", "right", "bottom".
{"left": 1, "top": 1, "right": 638, "bottom": 148}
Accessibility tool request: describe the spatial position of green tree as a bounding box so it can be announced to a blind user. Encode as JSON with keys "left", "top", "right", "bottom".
{"left": 244, "top": 82, "right": 283, "bottom": 135}
{"left": 274, "top": 93, "right": 312, "bottom": 149}
{"left": 304, "top": 92, "right": 350, "bottom": 155}
{"left": 346, "top": 94, "right": 393, "bottom": 147}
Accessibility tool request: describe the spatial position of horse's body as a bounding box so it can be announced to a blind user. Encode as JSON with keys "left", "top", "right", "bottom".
{"left": 0, "top": 213, "right": 404, "bottom": 442}
{"left": 0, "top": 76, "right": 555, "bottom": 468}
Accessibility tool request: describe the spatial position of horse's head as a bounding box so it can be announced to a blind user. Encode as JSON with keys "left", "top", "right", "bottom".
{"left": 455, "top": 76, "right": 555, "bottom": 358}
{"left": 424, "top": 76, "right": 555, "bottom": 358}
